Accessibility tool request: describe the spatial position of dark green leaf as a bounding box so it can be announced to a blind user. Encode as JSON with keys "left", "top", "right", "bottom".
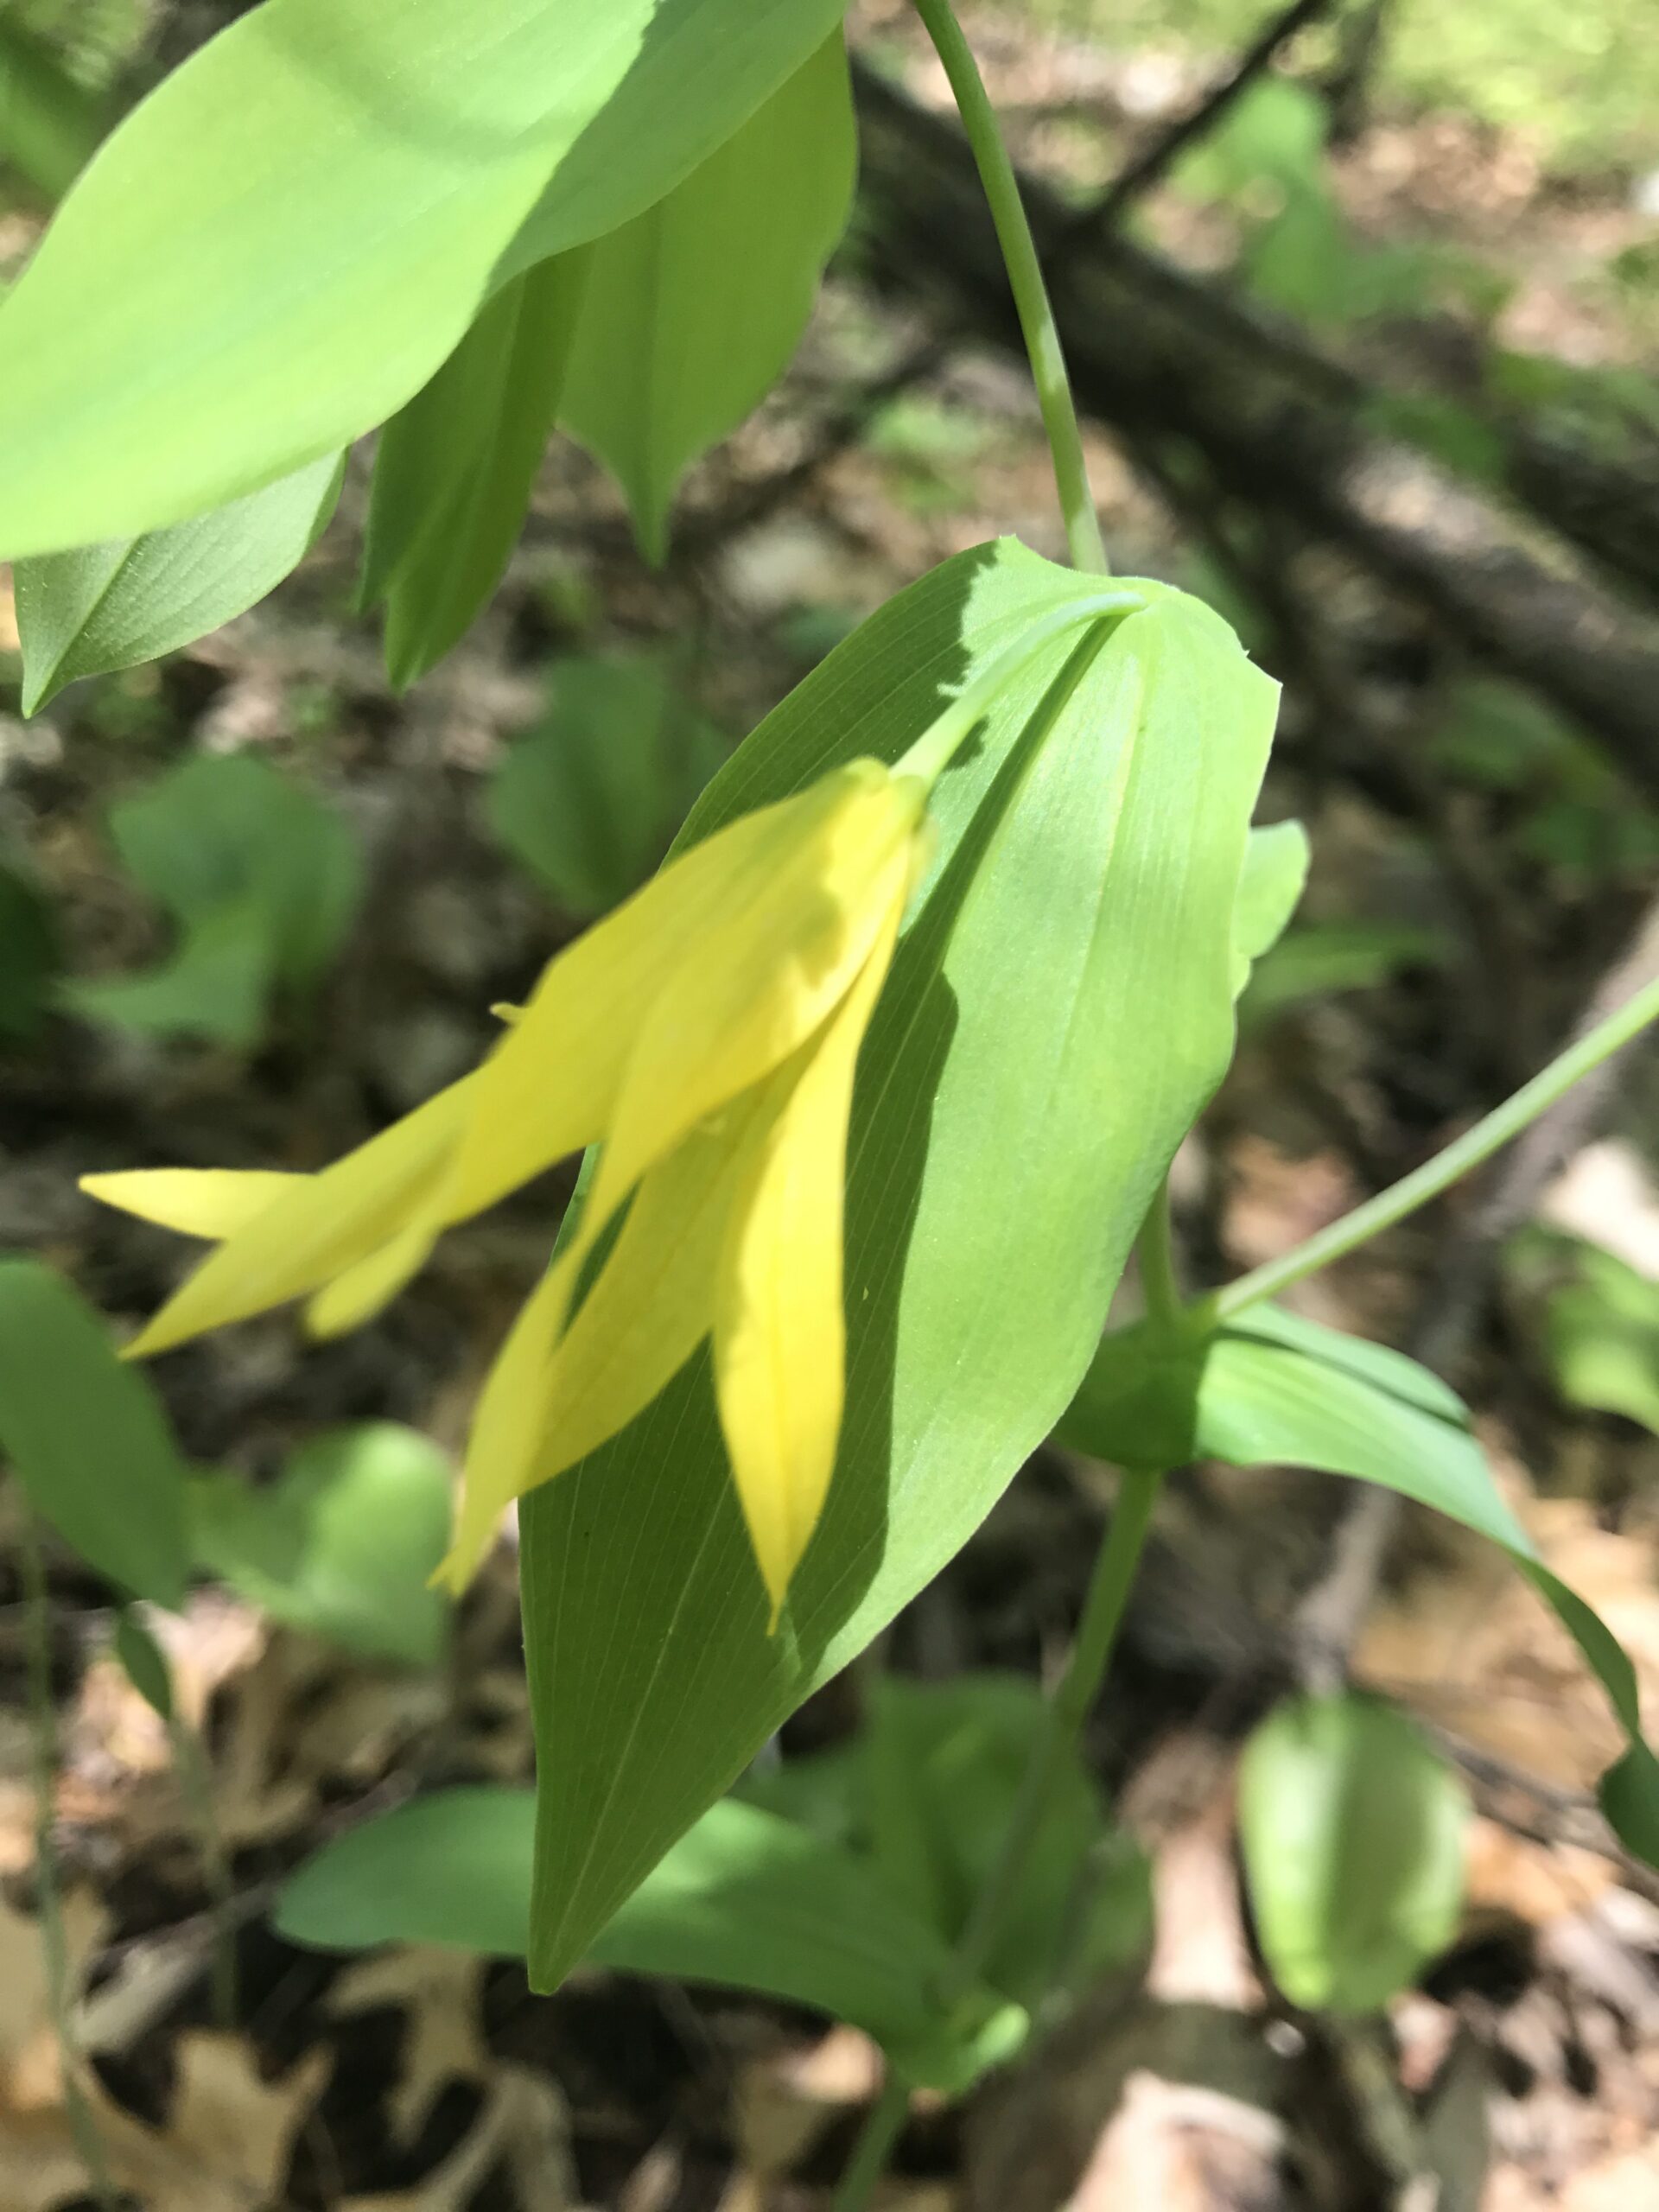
{"left": 0, "top": 858, "right": 61, "bottom": 1042}
{"left": 1241, "top": 920, "right": 1451, "bottom": 1027}
{"left": 0, "top": 18, "right": 105, "bottom": 201}
{"left": 0, "top": 1258, "right": 188, "bottom": 1604}
{"left": 0, "top": 0, "right": 848, "bottom": 556}
{"left": 519, "top": 542, "right": 1279, "bottom": 1989}
{"left": 1239, "top": 1692, "right": 1469, "bottom": 2014}
{"left": 190, "top": 1424, "right": 452, "bottom": 1667}
{"left": 363, "top": 255, "right": 590, "bottom": 689}
{"left": 16, "top": 454, "right": 342, "bottom": 712}
{"left": 66, "top": 754, "right": 362, "bottom": 1045}
{"left": 486, "top": 658, "right": 728, "bottom": 916}
{"left": 558, "top": 34, "right": 856, "bottom": 562}
{"left": 276, "top": 1785, "right": 1024, "bottom": 2088}
{"left": 114, "top": 1608, "right": 174, "bottom": 1721}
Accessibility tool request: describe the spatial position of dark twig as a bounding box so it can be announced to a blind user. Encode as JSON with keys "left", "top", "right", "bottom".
{"left": 1087, "top": 0, "right": 1336, "bottom": 229}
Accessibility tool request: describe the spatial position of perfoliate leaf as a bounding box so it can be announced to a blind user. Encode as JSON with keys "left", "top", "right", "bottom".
{"left": 275, "top": 1785, "right": 1024, "bottom": 2090}
{"left": 0, "top": 0, "right": 848, "bottom": 556}
{"left": 363, "top": 254, "right": 591, "bottom": 689}
{"left": 15, "top": 453, "right": 342, "bottom": 711}
{"left": 0, "top": 1259, "right": 189, "bottom": 1605}
{"left": 1230, "top": 818, "right": 1309, "bottom": 996}
{"left": 486, "top": 657, "right": 728, "bottom": 915}
{"left": 189, "top": 1424, "right": 453, "bottom": 1668}
{"left": 559, "top": 33, "right": 857, "bottom": 561}
{"left": 518, "top": 541, "right": 1278, "bottom": 1989}
{"left": 1239, "top": 1692, "right": 1469, "bottom": 2014}
{"left": 1059, "top": 1301, "right": 1659, "bottom": 1866}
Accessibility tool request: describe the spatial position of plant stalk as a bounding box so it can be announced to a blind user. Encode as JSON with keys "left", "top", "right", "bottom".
{"left": 1211, "top": 969, "right": 1659, "bottom": 1322}
{"left": 20, "top": 1522, "right": 116, "bottom": 2209}
{"left": 832, "top": 2071, "right": 912, "bottom": 2212}
{"left": 912, "top": 0, "right": 1109, "bottom": 575}
{"left": 1135, "top": 1174, "right": 1185, "bottom": 1331}
{"left": 941, "top": 1465, "right": 1163, "bottom": 2004}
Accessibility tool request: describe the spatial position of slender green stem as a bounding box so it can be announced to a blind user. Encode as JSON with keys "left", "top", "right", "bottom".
{"left": 832, "top": 2072, "right": 911, "bottom": 2212}
{"left": 940, "top": 1467, "right": 1163, "bottom": 2005}
{"left": 21, "top": 1522, "right": 116, "bottom": 2210}
{"left": 894, "top": 588, "right": 1141, "bottom": 786}
{"left": 1135, "top": 1176, "right": 1184, "bottom": 1332}
{"left": 913, "top": 0, "right": 1109, "bottom": 575}
{"left": 170, "top": 1715, "right": 238, "bottom": 2028}
{"left": 1211, "top": 970, "right": 1659, "bottom": 1323}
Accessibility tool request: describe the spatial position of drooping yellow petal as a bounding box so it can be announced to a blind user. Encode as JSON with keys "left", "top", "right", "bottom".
{"left": 114, "top": 1072, "right": 479, "bottom": 1357}
{"left": 79, "top": 1169, "right": 299, "bottom": 1241}
{"left": 435, "top": 761, "right": 924, "bottom": 1230}
{"left": 712, "top": 887, "right": 906, "bottom": 1627}
{"left": 303, "top": 1224, "right": 436, "bottom": 1339}
{"left": 431, "top": 1102, "right": 762, "bottom": 1593}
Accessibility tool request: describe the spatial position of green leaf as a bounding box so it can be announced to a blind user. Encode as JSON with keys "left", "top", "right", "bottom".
{"left": 1060, "top": 1302, "right": 1659, "bottom": 1866}
{"left": 1512, "top": 1229, "right": 1659, "bottom": 1436}
{"left": 363, "top": 255, "right": 591, "bottom": 689}
{"left": 66, "top": 754, "right": 362, "bottom": 1046}
{"left": 0, "top": 1258, "right": 188, "bottom": 1605}
{"left": 275, "top": 1785, "right": 1024, "bottom": 2088}
{"left": 857, "top": 1675, "right": 1150, "bottom": 2009}
{"left": 189, "top": 1424, "right": 452, "bottom": 1667}
{"left": 0, "top": 17, "right": 105, "bottom": 201}
{"left": 519, "top": 541, "right": 1279, "bottom": 1989}
{"left": 63, "top": 902, "right": 274, "bottom": 1049}
{"left": 486, "top": 657, "right": 728, "bottom": 916}
{"left": 0, "top": 857, "right": 61, "bottom": 1043}
{"left": 16, "top": 453, "right": 342, "bottom": 712}
{"left": 1241, "top": 919, "right": 1450, "bottom": 1027}
{"left": 0, "top": 0, "right": 848, "bottom": 556}
{"left": 1230, "top": 819, "right": 1309, "bottom": 997}
{"left": 114, "top": 1608, "right": 175, "bottom": 1722}
{"left": 558, "top": 34, "right": 856, "bottom": 562}
{"left": 1239, "top": 1692, "right": 1469, "bottom": 2014}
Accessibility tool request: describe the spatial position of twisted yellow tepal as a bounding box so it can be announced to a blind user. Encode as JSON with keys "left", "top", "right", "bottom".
{"left": 83, "top": 760, "right": 930, "bottom": 1624}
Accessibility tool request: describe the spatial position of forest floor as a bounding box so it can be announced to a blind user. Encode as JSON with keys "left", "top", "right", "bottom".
{"left": 2, "top": 5, "right": 1659, "bottom": 2208}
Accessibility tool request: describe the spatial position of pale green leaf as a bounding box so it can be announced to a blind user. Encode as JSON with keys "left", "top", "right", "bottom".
{"left": 363, "top": 254, "right": 590, "bottom": 689}
{"left": 16, "top": 453, "right": 342, "bottom": 712}
{"left": 1512, "top": 1229, "right": 1659, "bottom": 1436}
{"left": 1230, "top": 818, "right": 1308, "bottom": 996}
{"left": 190, "top": 1424, "right": 452, "bottom": 1668}
{"left": 559, "top": 33, "right": 856, "bottom": 561}
{"left": 1059, "top": 1302, "right": 1659, "bottom": 1866}
{"left": 0, "top": 0, "right": 847, "bottom": 556}
{"left": 1241, "top": 919, "right": 1450, "bottom": 1027}
{"left": 0, "top": 1259, "right": 188, "bottom": 1605}
{"left": 518, "top": 541, "right": 1279, "bottom": 1989}
{"left": 1239, "top": 1692, "right": 1469, "bottom": 2014}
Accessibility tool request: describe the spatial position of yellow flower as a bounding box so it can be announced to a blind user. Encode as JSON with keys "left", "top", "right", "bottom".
{"left": 83, "top": 759, "right": 929, "bottom": 1623}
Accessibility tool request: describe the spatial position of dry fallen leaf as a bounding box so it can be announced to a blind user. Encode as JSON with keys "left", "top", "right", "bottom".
{"left": 328, "top": 1947, "right": 491, "bottom": 2146}
{"left": 340, "top": 2064, "right": 575, "bottom": 2212}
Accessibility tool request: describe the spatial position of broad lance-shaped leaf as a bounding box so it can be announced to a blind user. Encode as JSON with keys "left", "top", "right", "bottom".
{"left": 275, "top": 1786, "right": 1024, "bottom": 2091}
{"left": 559, "top": 32, "right": 857, "bottom": 564}
{"left": 0, "top": 1260, "right": 189, "bottom": 1605}
{"left": 362, "top": 33, "right": 855, "bottom": 681}
{"left": 518, "top": 539, "right": 1279, "bottom": 1988}
{"left": 1060, "top": 1302, "right": 1659, "bottom": 1864}
{"left": 15, "top": 453, "right": 342, "bottom": 712}
{"left": 360, "top": 252, "right": 592, "bottom": 691}
{"left": 0, "top": 0, "right": 847, "bottom": 556}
